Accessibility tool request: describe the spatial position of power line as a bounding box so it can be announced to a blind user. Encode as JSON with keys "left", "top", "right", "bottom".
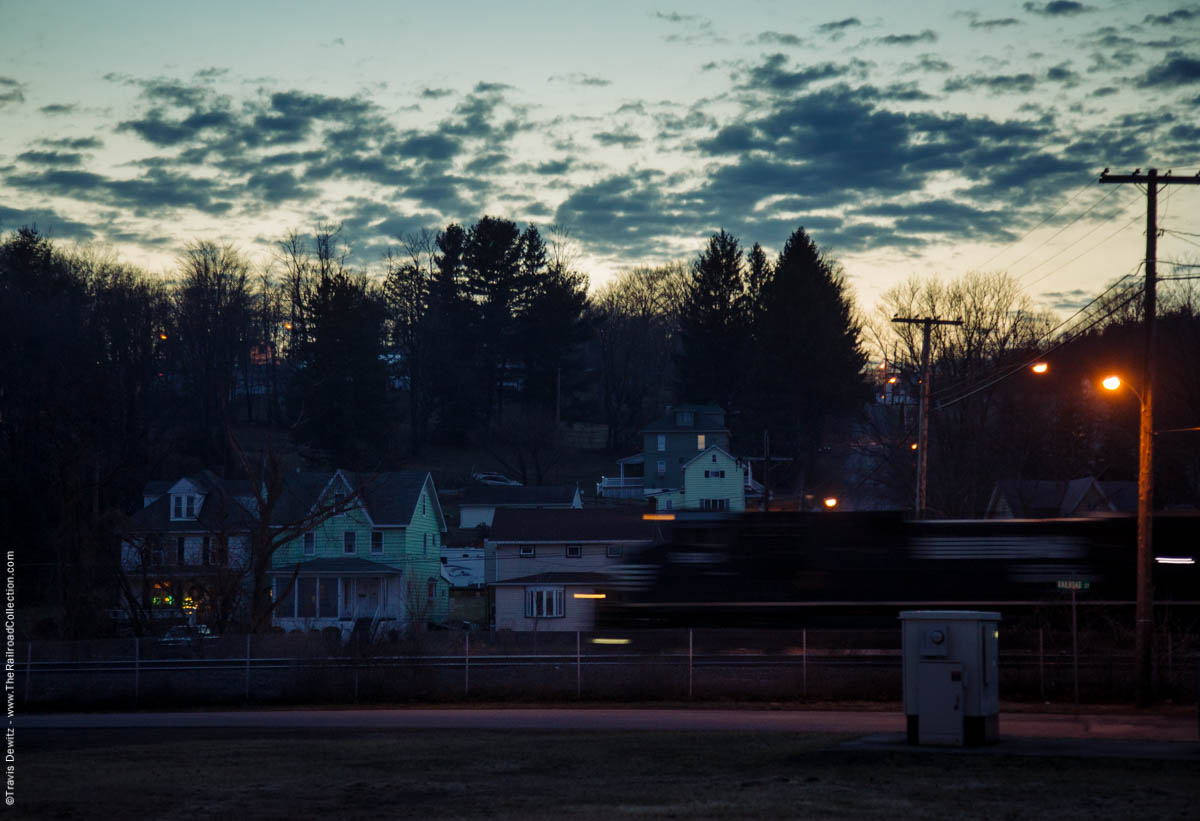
{"left": 971, "top": 177, "right": 1107, "bottom": 272}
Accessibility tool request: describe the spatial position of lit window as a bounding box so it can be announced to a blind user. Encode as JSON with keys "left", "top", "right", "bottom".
{"left": 525, "top": 586, "right": 565, "bottom": 618}
{"left": 303, "top": 532, "right": 315, "bottom": 555}
{"left": 371, "top": 531, "right": 383, "bottom": 553}
{"left": 697, "top": 434, "right": 706, "bottom": 450}
{"left": 344, "top": 532, "right": 356, "bottom": 554}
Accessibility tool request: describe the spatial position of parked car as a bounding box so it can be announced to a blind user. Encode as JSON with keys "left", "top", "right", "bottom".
{"left": 472, "top": 472, "right": 522, "bottom": 486}
{"left": 157, "top": 624, "right": 217, "bottom": 647}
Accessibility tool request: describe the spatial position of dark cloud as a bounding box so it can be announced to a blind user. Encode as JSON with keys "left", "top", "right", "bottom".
{"left": 41, "top": 137, "right": 103, "bottom": 150}
{"left": 854, "top": 200, "right": 1016, "bottom": 241}
{"left": 1143, "top": 8, "right": 1198, "bottom": 24}
{"left": 0, "top": 77, "right": 24, "bottom": 108}
{"left": 139, "top": 78, "right": 208, "bottom": 108}
{"left": 944, "top": 73, "right": 1039, "bottom": 94}
{"left": 1042, "top": 288, "right": 1093, "bottom": 311}
{"left": 756, "top": 32, "right": 804, "bottom": 47}
{"left": 876, "top": 30, "right": 938, "bottom": 46}
{"left": 1023, "top": 1, "right": 1093, "bottom": 15}
{"left": 816, "top": 18, "right": 861, "bottom": 35}
{"left": 550, "top": 73, "right": 611, "bottom": 86}
{"left": 421, "top": 88, "right": 454, "bottom": 99}
{"left": 1138, "top": 54, "right": 1200, "bottom": 87}
{"left": 654, "top": 12, "right": 699, "bottom": 24}
{"left": 534, "top": 159, "right": 572, "bottom": 175}
{"left": 0, "top": 204, "right": 96, "bottom": 240}
{"left": 554, "top": 170, "right": 706, "bottom": 257}
{"left": 911, "top": 54, "right": 952, "bottom": 73}
{"left": 594, "top": 131, "right": 643, "bottom": 147}
{"left": 5, "top": 168, "right": 235, "bottom": 216}
{"left": 463, "top": 151, "right": 508, "bottom": 175}
{"left": 16, "top": 150, "right": 84, "bottom": 166}
{"left": 872, "top": 82, "right": 935, "bottom": 101}
{"left": 390, "top": 132, "right": 462, "bottom": 161}
{"left": 473, "top": 82, "right": 511, "bottom": 94}
{"left": 738, "top": 54, "right": 853, "bottom": 93}
{"left": 194, "top": 67, "right": 228, "bottom": 80}
{"left": 970, "top": 17, "right": 1022, "bottom": 29}
{"left": 1047, "top": 63, "right": 1081, "bottom": 85}
{"left": 1091, "top": 86, "right": 1118, "bottom": 97}
{"left": 243, "top": 169, "right": 314, "bottom": 205}
{"left": 39, "top": 103, "right": 77, "bottom": 115}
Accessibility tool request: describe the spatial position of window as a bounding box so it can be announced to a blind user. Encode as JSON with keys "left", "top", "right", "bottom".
{"left": 606, "top": 545, "right": 623, "bottom": 558}
{"left": 676, "top": 410, "right": 694, "bottom": 426}
{"left": 371, "top": 531, "right": 383, "bottom": 553}
{"left": 525, "top": 586, "right": 565, "bottom": 618}
{"left": 318, "top": 578, "right": 338, "bottom": 618}
{"left": 704, "top": 470, "right": 725, "bottom": 479}
{"left": 422, "top": 494, "right": 426, "bottom": 515}
{"left": 656, "top": 434, "right": 666, "bottom": 452}
{"left": 176, "top": 537, "right": 186, "bottom": 565}
{"left": 344, "top": 531, "right": 356, "bottom": 554}
{"left": 303, "top": 532, "right": 315, "bottom": 556}
{"left": 427, "top": 578, "right": 437, "bottom": 601}
{"left": 215, "top": 538, "right": 228, "bottom": 566}
{"left": 297, "top": 577, "right": 317, "bottom": 617}
{"left": 172, "top": 496, "right": 183, "bottom": 519}
{"left": 202, "top": 536, "right": 211, "bottom": 565}
{"left": 422, "top": 532, "right": 428, "bottom": 555}
{"left": 185, "top": 495, "right": 196, "bottom": 518}
{"left": 697, "top": 434, "right": 706, "bottom": 450}
{"left": 274, "top": 579, "right": 295, "bottom": 618}
{"left": 565, "top": 545, "right": 582, "bottom": 558}
{"left": 700, "top": 498, "right": 729, "bottom": 512}
{"left": 334, "top": 492, "right": 345, "bottom": 507}
{"left": 519, "top": 546, "right": 536, "bottom": 558}
{"left": 656, "top": 460, "right": 666, "bottom": 477}
{"left": 150, "top": 537, "right": 165, "bottom": 567}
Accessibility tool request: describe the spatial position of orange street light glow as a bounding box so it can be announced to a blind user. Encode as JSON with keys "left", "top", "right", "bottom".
{"left": 1102, "top": 375, "right": 1122, "bottom": 391}
{"left": 643, "top": 513, "right": 675, "bottom": 521}
{"left": 1031, "top": 362, "right": 1048, "bottom": 374}
{"left": 590, "top": 638, "right": 630, "bottom": 645}
{"left": 823, "top": 497, "right": 838, "bottom": 508}
{"left": 887, "top": 376, "right": 897, "bottom": 384}
{"left": 573, "top": 592, "right": 606, "bottom": 599}
{"left": 910, "top": 443, "right": 918, "bottom": 450}
{"left": 158, "top": 333, "right": 168, "bottom": 340}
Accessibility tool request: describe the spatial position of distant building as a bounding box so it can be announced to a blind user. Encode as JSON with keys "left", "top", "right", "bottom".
{"left": 458, "top": 484, "right": 582, "bottom": 529}
{"left": 985, "top": 476, "right": 1137, "bottom": 518}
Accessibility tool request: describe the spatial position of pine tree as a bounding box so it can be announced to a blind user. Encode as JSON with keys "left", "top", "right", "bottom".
{"left": 675, "top": 229, "right": 748, "bottom": 409}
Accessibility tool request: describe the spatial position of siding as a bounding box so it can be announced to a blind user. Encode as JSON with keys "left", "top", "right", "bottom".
{"left": 493, "top": 584, "right": 601, "bottom": 632}
{"left": 681, "top": 449, "right": 745, "bottom": 511}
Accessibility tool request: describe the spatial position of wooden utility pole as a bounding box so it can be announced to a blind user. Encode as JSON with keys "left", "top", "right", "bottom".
{"left": 891, "top": 316, "right": 962, "bottom": 517}
{"left": 1099, "top": 167, "right": 1200, "bottom": 706}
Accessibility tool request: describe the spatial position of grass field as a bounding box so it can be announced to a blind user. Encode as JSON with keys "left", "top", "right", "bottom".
{"left": 16, "top": 728, "right": 1199, "bottom": 820}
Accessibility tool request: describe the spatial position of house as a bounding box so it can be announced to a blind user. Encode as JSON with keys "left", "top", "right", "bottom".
{"left": 985, "top": 476, "right": 1137, "bottom": 518}
{"left": 648, "top": 445, "right": 747, "bottom": 513}
{"left": 598, "top": 404, "right": 732, "bottom": 498}
{"left": 485, "top": 508, "right": 657, "bottom": 631}
{"left": 120, "top": 471, "right": 258, "bottom": 625}
{"left": 268, "top": 470, "right": 450, "bottom": 638}
{"left": 458, "top": 484, "right": 582, "bottom": 529}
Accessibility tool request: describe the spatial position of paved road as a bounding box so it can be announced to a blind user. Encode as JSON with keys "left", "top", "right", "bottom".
{"left": 17, "top": 707, "right": 1197, "bottom": 741}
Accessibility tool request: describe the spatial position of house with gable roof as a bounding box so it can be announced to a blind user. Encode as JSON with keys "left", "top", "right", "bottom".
{"left": 597, "top": 404, "right": 753, "bottom": 512}
{"left": 120, "top": 471, "right": 258, "bottom": 626}
{"left": 458, "top": 484, "right": 582, "bottom": 529}
{"left": 268, "top": 469, "right": 449, "bottom": 638}
{"left": 985, "top": 476, "right": 1137, "bottom": 518}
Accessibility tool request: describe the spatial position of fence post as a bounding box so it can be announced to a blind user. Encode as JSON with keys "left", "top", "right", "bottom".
{"left": 133, "top": 637, "right": 139, "bottom": 707}
{"left": 1039, "top": 628, "right": 1045, "bottom": 701}
{"left": 464, "top": 631, "right": 470, "bottom": 697}
{"left": 802, "top": 629, "right": 807, "bottom": 699}
{"left": 688, "top": 629, "right": 693, "bottom": 701}
{"left": 244, "top": 634, "right": 251, "bottom": 703}
{"left": 576, "top": 631, "right": 581, "bottom": 700}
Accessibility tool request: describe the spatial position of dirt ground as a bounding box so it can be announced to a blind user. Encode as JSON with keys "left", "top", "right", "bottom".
{"left": 14, "top": 728, "right": 1200, "bottom": 820}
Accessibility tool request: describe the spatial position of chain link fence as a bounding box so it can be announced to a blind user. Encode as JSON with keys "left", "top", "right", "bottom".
{"left": 16, "top": 623, "right": 1198, "bottom": 709}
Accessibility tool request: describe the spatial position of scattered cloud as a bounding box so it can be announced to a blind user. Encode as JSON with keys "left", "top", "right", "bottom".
{"left": 0, "top": 204, "right": 96, "bottom": 240}
{"left": 0, "top": 77, "right": 24, "bottom": 108}
{"left": 593, "top": 130, "right": 643, "bottom": 147}
{"left": 1143, "top": 8, "right": 1198, "bottom": 25}
{"left": 756, "top": 31, "right": 805, "bottom": 47}
{"left": 970, "top": 17, "right": 1022, "bottom": 29}
{"left": 911, "top": 54, "right": 952, "bottom": 73}
{"left": 16, "top": 150, "right": 84, "bottom": 166}
{"left": 550, "top": 73, "right": 611, "bottom": 87}
{"left": 41, "top": 137, "right": 103, "bottom": 150}
{"left": 1022, "top": 1, "right": 1093, "bottom": 16}
{"left": 421, "top": 87, "right": 454, "bottom": 99}
{"left": 944, "top": 73, "right": 1039, "bottom": 94}
{"left": 876, "top": 30, "right": 938, "bottom": 46}
{"left": 737, "top": 54, "right": 855, "bottom": 93}
{"left": 1138, "top": 53, "right": 1200, "bottom": 87}
{"left": 38, "top": 103, "right": 77, "bottom": 115}
{"left": 816, "top": 17, "right": 861, "bottom": 39}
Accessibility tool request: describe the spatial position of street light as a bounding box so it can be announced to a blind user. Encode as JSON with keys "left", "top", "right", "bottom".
{"left": 1031, "top": 362, "right": 1048, "bottom": 374}
{"left": 822, "top": 497, "right": 838, "bottom": 509}
{"left": 1100, "top": 372, "right": 1154, "bottom": 706}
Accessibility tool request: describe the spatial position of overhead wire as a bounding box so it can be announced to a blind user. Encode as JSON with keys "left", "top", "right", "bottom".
{"left": 970, "top": 176, "right": 1105, "bottom": 273}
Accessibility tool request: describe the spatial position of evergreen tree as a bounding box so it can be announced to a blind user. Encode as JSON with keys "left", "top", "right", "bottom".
{"left": 676, "top": 229, "right": 748, "bottom": 409}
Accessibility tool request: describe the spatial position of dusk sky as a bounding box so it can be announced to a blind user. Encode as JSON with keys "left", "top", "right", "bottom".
{"left": 1, "top": 1, "right": 1197, "bottom": 310}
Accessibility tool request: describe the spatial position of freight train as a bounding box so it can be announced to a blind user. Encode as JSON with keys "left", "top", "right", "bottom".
{"left": 598, "top": 511, "right": 1200, "bottom": 628}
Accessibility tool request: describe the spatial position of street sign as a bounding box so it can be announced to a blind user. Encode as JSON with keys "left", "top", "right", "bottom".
{"left": 1056, "top": 580, "right": 1090, "bottom": 591}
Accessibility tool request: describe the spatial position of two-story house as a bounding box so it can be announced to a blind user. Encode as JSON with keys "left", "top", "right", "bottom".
{"left": 120, "top": 471, "right": 258, "bottom": 626}
{"left": 597, "top": 404, "right": 751, "bottom": 511}
{"left": 485, "top": 509, "right": 657, "bottom": 631}
{"left": 458, "top": 484, "right": 583, "bottom": 529}
{"left": 268, "top": 470, "right": 449, "bottom": 639}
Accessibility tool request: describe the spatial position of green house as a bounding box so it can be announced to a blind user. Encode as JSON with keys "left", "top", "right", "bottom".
{"left": 269, "top": 470, "right": 449, "bottom": 638}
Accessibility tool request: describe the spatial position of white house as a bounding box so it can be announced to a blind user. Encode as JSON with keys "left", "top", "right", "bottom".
{"left": 648, "top": 446, "right": 747, "bottom": 513}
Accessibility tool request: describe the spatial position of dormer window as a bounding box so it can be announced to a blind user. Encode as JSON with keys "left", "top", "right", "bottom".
{"left": 676, "top": 410, "right": 694, "bottom": 426}
{"left": 171, "top": 494, "right": 199, "bottom": 521}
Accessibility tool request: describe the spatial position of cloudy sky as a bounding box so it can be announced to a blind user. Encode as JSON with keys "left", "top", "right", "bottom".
{"left": 1, "top": 1, "right": 1197, "bottom": 309}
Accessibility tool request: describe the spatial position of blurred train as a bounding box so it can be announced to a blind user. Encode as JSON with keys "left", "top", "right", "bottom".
{"left": 598, "top": 511, "right": 1200, "bottom": 628}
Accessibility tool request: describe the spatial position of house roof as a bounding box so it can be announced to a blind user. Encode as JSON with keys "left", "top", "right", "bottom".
{"left": 488, "top": 508, "right": 657, "bottom": 542}
{"left": 681, "top": 445, "right": 739, "bottom": 472}
{"left": 460, "top": 484, "right": 579, "bottom": 507}
{"left": 492, "top": 571, "right": 613, "bottom": 586}
{"left": 127, "top": 471, "right": 257, "bottom": 534}
{"left": 269, "top": 557, "right": 404, "bottom": 575}
{"left": 988, "top": 476, "right": 1137, "bottom": 517}
{"left": 641, "top": 404, "right": 728, "bottom": 434}
{"left": 271, "top": 470, "right": 444, "bottom": 529}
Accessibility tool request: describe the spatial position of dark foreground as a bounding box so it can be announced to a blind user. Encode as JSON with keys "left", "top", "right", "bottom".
{"left": 13, "top": 724, "right": 1200, "bottom": 820}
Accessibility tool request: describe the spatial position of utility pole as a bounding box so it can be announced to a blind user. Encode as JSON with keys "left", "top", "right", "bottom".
{"left": 891, "top": 316, "right": 962, "bottom": 517}
{"left": 1099, "top": 167, "right": 1200, "bottom": 707}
